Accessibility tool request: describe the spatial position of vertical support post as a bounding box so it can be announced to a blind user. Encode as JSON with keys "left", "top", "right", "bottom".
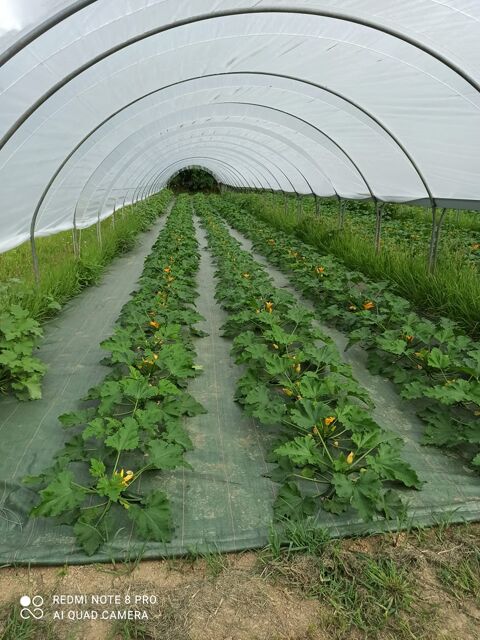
{"left": 72, "top": 203, "right": 80, "bottom": 258}
{"left": 284, "top": 193, "right": 288, "bottom": 216}
{"left": 111, "top": 201, "right": 116, "bottom": 229}
{"left": 96, "top": 213, "right": 102, "bottom": 249}
{"left": 374, "top": 200, "right": 384, "bottom": 254}
{"left": 337, "top": 196, "right": 346, "bottom": 229}
{"left": 297, "top": 194, "right": 303, "bottom": 217}
{"left": 315, "top": 194, "right": 320, "bottom": 216}
{"left": 30, "top": 233, "right": 40, "bottom": 285}
{"left": 428, "top": 205, "right": 437, "bottom": 273}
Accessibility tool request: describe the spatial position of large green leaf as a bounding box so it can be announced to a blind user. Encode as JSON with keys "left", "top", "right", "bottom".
{"left": 243, "top": 386, "right": 286, "bottom": 425}
{"left": 367, "top": 444, "right": 422, "bottom": 488}
{"left": 74, "top": 519, "right": 105, "bottom": 556}
{"left": 164, "top": 420, "right": 194, "bottom": 451}
{"left": 274, "top": 436, "right": 325, "bottom": 468}
{"left": 31, "top": 470, "right": 85, "bottom": 517}
{"left": 273, "top": 482, "right": 316, "bottom": 520}
{"left": 105, "top": 417, "right": 139, "bottom": 452}
{"left": 147, "top": 439, "right": 188, "bottom": 470}
{"left": 332, "top": 470, "right": 382, "bottom": 521}
{"left": 427, "top": 348, "right": 451, "bottom": 370}
{"left": 128, "top": 490, "right": 173, "bottom": 541}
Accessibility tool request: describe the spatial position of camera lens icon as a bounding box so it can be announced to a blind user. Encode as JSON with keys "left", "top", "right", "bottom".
{"left": 20, "top": 595, "right": 44, "bottom": 619}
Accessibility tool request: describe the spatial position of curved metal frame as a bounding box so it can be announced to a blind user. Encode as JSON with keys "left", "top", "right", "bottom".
{"left": 141, "top": 156, "right": 248, "bottom": 193}
{"left": 90, "top": 139, "right": 277, "bottom": 223}
{"left": 27, "top": 69, "right": 434, "bottom": 260}
{"left": 0, "top": 0, "right": 98, "bottom": 66}
{"left": 82, "top": 143, "right": 274, "bottom": 228}
{"left": 77, "top": 120, "right": 312, "bottom": 220}
{"left": 222, "top": 101, "right": 375, "bottom": 198}
{"left": 137, "top": 136, "right": 296, "bottom": 203}
{"left": 3, "top": 6, "right": 480, "bottom": 156}
{"left": 79, "top": 132, "right": 283, "bottom": 223}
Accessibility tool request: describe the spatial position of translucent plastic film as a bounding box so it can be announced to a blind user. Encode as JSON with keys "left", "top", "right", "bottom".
{"left": 1, "top": 1, "right": 480, "bottom": 251}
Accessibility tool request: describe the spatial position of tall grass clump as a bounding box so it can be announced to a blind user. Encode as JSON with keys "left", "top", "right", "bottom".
{"left": 0, "top": 190, "right": 173, "bottom": 322}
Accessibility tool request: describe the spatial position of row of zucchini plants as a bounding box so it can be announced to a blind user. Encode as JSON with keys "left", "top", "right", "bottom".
{"left": 195, "top": 194, "right": 420, "bottom": 522}
{"left": 0, "top": 190, "right": 173, "bottom": 402}
{"left": 24, "top": 195, "right": 206, "bottom": 555}
{"left": 215, "top": 196, "right": 480, "bottom": 471}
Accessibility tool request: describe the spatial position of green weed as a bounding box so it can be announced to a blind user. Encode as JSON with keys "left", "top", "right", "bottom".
{"left": 0, "top": 602, "right": 58, "bottom": 640}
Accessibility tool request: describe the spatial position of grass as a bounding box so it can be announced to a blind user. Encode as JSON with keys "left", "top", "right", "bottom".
{"left": 0, "top": 603, "right": 58, "bottom": 640}
{"left": 258, "top": 521, "right": 480, "bottom": 640}
{"left": 0, "top": 523, "right": 479, "bottom": 639}
{"left": 229, "top": 193, "right": 480, "bottom": 337}
{"left": 0, "top": 191, "right": 172, "bottom": 324}
{"left": 437, "top": 546, "right": 480, "bottom": 603}
{"left": 259, "top": 521, "right": 420, "bottom": 638}
{"left": 111, "top": 620, "right": 153, "bottom": 640}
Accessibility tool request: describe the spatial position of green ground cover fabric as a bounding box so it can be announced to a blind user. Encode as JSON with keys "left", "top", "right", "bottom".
{"left": 0, "top": 209, "right": 478, "bottom": 566}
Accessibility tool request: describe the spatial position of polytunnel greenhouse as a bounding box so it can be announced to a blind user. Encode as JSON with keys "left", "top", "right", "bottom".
{"left": 0, "top": 2, "right": 479, "bottom": 638}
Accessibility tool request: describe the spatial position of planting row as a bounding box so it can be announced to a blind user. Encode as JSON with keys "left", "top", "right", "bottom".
{"left": 0, "top": 190, "right": 173, "bottom": 402}
{"left": 214, "top": 196, "right": 480, "bottom": 472}
{"left": 195, "top": 194, "right": 420, "bottom": 522}
{"left": 229, "top": 192, "right": 480, "bottom": 338}
{"left": 25, "top": 196, "right": 206, "bottom": 555}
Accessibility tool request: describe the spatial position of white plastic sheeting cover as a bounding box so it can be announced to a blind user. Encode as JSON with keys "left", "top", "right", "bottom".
{"left": 0, "top": 0, "right": 479, "bottom": 252}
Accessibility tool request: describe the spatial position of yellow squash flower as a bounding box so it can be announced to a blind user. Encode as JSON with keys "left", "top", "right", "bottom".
{"left": 363, "top": 301, "right": 375, "bottom": 311}
{"left": 265, "top": 301, "right": 274, "bottom": 313}
{"left": 149, "top": 320, "right": 160, "bottom": 329}
{"left": 324, "top": 416, "right": 336, "bottom": 427}
{"left": 346, "top": 452, "right": 355, "bottom": 465}
{"left": 114, "top": 469, "right": 135, "bottom": 487}
{"left": 282, "top": 388, "right": 294, "bottom": 397}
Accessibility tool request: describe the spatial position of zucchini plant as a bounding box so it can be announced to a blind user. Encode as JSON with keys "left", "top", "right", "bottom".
{"left": 0, "top": 302, "right": 47, "bottom": 400}
{"left": 25, "top": 196, "right": 206, "bottom": 555}
{"left": 217, "top": 197, "right": 480, "bottom": 472}
{"left": 195, "top": 195, "right": 420, "bottom": 523}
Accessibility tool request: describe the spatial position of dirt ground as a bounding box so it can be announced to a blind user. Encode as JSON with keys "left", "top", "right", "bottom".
{"left": 0, "top": 523, "right": 479, "bottom": 640}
